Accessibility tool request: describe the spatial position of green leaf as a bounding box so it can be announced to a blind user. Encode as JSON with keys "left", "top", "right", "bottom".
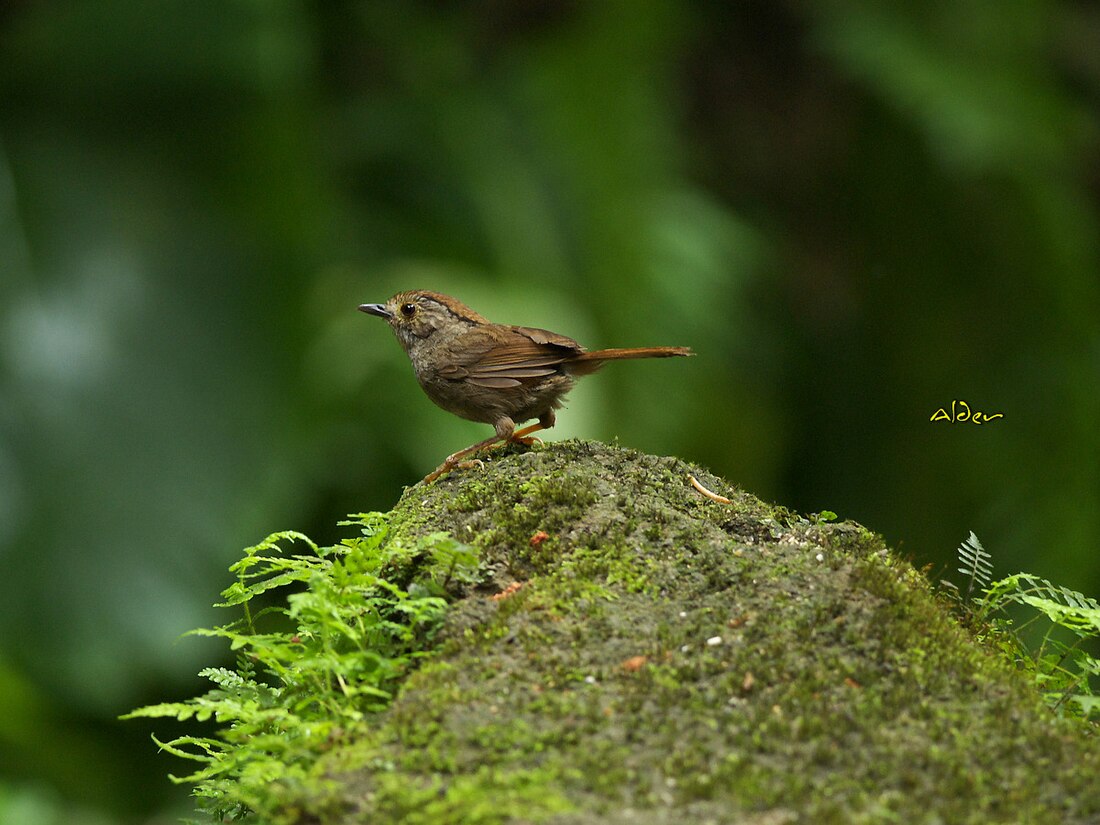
{"left": 124, "top": 511, "right": 479, "bottom": 816}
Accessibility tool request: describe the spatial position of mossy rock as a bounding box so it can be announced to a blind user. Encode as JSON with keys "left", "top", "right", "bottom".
{"left": 306, "top": 440, "right": 1099, "bottom": 824}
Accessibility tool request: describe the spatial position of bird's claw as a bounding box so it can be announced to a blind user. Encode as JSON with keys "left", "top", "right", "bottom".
{"left": 423, "top": 457, "right": 485, "bottom": 484}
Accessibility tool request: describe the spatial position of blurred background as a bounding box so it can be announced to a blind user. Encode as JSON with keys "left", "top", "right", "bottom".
{"left": 1, "top": 0, "right": 1098, "bottom": 821}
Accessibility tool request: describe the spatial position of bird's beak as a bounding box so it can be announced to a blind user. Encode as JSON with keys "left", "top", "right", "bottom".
{"left": 358, "top": 303, "right": 392, "bottom": 319}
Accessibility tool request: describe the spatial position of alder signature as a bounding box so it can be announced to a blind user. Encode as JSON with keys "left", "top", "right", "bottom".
{"left": 930, "top": 400, "right": 1004, "bottom": 424}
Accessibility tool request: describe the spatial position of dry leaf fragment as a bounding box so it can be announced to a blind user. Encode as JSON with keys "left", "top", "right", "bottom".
{"left": 491, "top": 581, "right": 524, "bottom": 601}
{"left": 688, "top": 474, "right": 732, "bottom": 504}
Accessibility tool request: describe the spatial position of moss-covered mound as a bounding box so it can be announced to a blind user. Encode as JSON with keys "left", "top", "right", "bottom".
{"left": 314, "top": 440, "right": 1097, "bottom": 823}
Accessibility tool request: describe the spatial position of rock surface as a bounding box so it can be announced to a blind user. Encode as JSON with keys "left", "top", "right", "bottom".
{"left": 322, "top": 440, "right": 1100, "bottom": 824}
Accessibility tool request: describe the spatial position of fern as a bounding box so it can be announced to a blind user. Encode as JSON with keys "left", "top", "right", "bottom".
{"left": 123, "top": 512, "right": 478, "bottom": 821}
{"left": 978, "top": 573, "right": 1100, "bottom": 718}
{"left": 944, "top": 532, "right": 1099, "bottom": 723}
{"left": 956, "top": 531, "right": 993, "bottom": 600}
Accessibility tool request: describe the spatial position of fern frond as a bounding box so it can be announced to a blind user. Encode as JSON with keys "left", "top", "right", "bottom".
{"left": 124, "top": 510, "right": 479, "bottom": 817}
{"left": 956, "top": 531, "right": 993, "bottom": 599}
{"left": 976, "top": 569, "right": 1100, "bottom": 721}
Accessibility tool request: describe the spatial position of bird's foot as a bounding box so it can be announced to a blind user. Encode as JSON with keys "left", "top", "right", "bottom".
{"left": 510, "top": 422, "right": 548, "bottom": 446}
{"left": 425, "top": 457, "right": 485, "bottom": 481}
{"left": 421, "top": 421, "right": 548, "bottom": 483}
{"left": 422, "top": 434, "right": 506, "bottom": 483}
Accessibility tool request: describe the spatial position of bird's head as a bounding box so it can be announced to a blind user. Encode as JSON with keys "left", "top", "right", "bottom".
{"left": 358, "top": 290, "right": 489, "bottom": 350}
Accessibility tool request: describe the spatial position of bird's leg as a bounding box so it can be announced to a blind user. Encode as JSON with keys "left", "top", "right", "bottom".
{"left": 511, "top": 410, "right": 556, "bottom": 446}
{"left": 423, "top": 433, "right": 504, "bottom": 483}
{"left": 423, "top": 418, "right": 517, "bottom": 483}
{"left": 423, "top": 411, "right": 557, "bottom": 483}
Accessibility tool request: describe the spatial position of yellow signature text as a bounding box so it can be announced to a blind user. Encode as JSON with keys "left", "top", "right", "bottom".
{"left": 930, "top": 400, "right": 1004, "bottom": 424}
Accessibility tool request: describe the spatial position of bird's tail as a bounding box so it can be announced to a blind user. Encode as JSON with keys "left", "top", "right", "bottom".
{"left": 569, "top": 346, "right": 693, "bottom": 375}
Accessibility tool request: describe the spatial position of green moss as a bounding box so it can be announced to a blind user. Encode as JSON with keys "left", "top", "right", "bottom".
{"left": 357, "top": 441, "right": 1100, "bottom": 824}
{"left": 365, "top": 765, "right": 575, "bottom": 824}
{"left": 141, "top": 441, "right": 1100, "bottom": 823}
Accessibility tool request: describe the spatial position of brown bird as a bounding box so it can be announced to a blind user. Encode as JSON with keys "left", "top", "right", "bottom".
{"left": 359, "top": 290, "right": 693, "bottom": 481}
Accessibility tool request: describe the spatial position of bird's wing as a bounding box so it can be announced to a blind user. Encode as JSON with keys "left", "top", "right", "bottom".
{"left": 446, "top": 326, "right": 583, "bottom": 388}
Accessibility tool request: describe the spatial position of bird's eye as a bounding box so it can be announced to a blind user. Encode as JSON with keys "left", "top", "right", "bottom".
{"left": 400, "top": 302, "right": 417, "bottom": 317}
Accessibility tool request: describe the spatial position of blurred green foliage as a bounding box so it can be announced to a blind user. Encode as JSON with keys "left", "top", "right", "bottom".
{"left": 0, "top": 0, "right": 1098, "bottom": 821}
